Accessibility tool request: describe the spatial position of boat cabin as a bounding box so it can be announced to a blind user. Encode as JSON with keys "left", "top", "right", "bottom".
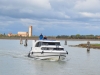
{"left": 33, "top": 40, "right": 64, "bottom": 51}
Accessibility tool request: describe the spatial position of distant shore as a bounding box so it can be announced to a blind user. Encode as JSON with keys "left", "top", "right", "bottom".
{"left": 69, "top": 43, "right": 100, "bottom": 49}
{"left": 0, "top": 37, "right": 100, "bottom": 41}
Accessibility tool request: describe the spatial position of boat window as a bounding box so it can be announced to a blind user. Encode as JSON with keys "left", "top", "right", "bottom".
{"left": 35, "top": 42, "right": 61, "bottom": 47}
{"left": 42, "top": 42, "right": 60, "bottom": 46}
{"left": 41, "top": 47, "right": 64, "bottom": 50}
{"left": 41, "top": 47, "right": 49, "bottom": 50}
{"left": 42, "top": 42, "right": 48, "bottom": 45}
{"left": 35, "top": 42, "right": 42, "bottom": 47}
{"left": 53, "top": 48, "right": 64, "bottom": 50}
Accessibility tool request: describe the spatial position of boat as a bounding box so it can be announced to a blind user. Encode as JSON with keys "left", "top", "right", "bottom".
{"left": 28, "top": 40, "right": 68, "bottom": 60}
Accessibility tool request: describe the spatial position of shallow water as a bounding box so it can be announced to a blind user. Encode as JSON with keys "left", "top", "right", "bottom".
{"left": 0, "top": 40, "right": 100, "bottom": 75}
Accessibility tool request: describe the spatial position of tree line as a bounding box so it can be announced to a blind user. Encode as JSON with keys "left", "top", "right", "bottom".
{"left": 1, "top": 33, "right": 100, "bottom": 39}
{"left": 56, "top": 34, "right": 100, "bottom": 39}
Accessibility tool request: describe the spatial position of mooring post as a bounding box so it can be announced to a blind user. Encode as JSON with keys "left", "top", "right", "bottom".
{"left": 87, "top": 41, "right": 90, "bottom": 51}
{"left": 20, "top": 37, "right": 23, "bottom": 44}
{"left": 24, "top": 39, "right": 27, "bottom": 46}
{"left": 65, "top": 40, "right": 67, "bottom": 45}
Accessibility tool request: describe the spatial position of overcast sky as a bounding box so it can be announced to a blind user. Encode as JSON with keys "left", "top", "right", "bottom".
{"left": 0, "top": 0, "right": 100, "bottom": 36}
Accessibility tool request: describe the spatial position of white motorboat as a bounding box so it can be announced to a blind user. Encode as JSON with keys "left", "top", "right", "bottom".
{"left": 28, "top": 40, "right": 68, "bottom": 60}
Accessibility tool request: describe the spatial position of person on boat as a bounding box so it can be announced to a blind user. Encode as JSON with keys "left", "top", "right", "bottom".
{"left": 39, "top": 33, "right": 43, "bottom": 40}
{"left": 43, "top": 36, "right": 47, "bottom": 40}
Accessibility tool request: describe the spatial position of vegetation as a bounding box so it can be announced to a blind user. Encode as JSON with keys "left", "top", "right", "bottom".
{"left": 69, "top": 43, "right": 100, "bottom": 49}
{"left": 56, "top": 34, "right": 100, "bottom": 39}
{"left": 0, "top": 33, "right": 100, "bottom": 40}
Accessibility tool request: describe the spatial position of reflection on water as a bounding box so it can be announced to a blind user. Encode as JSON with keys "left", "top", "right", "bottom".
{"left": 0, "top": 40, "right": 100, "bottom": 75}
{"left": 87, "top": 49, "right": 90, "bottom": 54}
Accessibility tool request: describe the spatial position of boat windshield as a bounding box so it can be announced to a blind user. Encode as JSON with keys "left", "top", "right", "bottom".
{"left": 35, "top": 42, "right": 60, "bottom": 47}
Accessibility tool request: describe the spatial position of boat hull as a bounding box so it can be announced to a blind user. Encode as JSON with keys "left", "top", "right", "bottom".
{"left": 28, "top": 51, "right": 68, "bottom": 60}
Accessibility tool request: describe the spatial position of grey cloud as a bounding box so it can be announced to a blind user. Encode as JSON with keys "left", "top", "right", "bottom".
{"left": 0, "top": 0, "right": 100, "bottom": 34}
{"left": 0, "top": 0, "right": 72, "bottom": 20}
{"left": 74, "top": 0, "right": 100, "bottom": 13}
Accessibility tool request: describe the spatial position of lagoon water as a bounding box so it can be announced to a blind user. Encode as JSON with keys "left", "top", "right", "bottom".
{"left": 0, "top": 40, "right": 100, "bottom": 75}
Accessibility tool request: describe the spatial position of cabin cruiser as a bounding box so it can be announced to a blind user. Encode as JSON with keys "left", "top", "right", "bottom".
{"left": 28, "top": 40, "right": 68, "bottom": 60}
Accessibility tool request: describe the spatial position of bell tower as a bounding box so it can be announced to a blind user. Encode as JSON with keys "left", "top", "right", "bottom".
{"left": 29, "top": 26, "right": 32, "bottom": 37}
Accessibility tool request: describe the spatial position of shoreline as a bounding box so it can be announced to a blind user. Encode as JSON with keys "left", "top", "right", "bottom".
{"left": 0, "top": 37, "right": 100, "bottom": 41}
{"left": 69, "top": 44, "right": 100, "bottom": 49}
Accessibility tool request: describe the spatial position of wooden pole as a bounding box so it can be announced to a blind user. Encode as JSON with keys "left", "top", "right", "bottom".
{"left": 20, "top": 37, "right": 23, "bottom": 44}
{"left": 24, "top": 39, "right": 27, "bottom": 46}
{"left": 87, "top": 41, "right": 90, "bottom": 51}
{"left": 65, "top": 40, "right": 67, "bottom": 45}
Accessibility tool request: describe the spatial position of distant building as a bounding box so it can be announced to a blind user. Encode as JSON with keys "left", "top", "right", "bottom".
{"left": 18, "top": 32, "right": 28, "bottom": 37}
{"left": 29, "top": 26, "right": 32, "bottom": 37}
{"left": 8, "top": 33, "right": 17, "bottom": 37}
{"left": 8, "top": 33, "right": 12, "bottom": 37}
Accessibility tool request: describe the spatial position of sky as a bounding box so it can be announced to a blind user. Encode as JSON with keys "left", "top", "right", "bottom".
{"left": 0, "top": 0, "right": 100, "bottom": 36}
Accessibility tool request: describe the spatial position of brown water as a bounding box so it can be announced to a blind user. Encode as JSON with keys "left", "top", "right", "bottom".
{"left": 0, "top": 40, "right": 100, "bottom": 75}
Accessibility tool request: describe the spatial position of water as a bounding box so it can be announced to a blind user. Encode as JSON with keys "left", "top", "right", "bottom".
{"left": 0, "top": 40, "right": 100, "bottom": 75}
